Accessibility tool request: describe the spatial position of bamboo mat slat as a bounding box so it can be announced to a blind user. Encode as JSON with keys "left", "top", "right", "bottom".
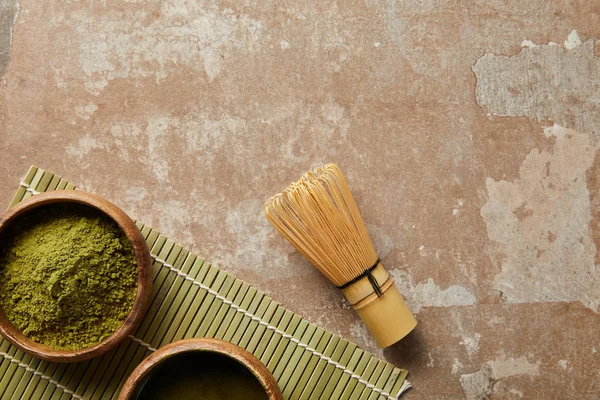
{"left": 0, "top": 166, "right": 411, "bottom": 400}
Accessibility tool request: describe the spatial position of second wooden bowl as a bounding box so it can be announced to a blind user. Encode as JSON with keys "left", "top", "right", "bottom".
{"left": 0, "top": 190, "right": 152, "bottom": 362}
{"left": 119, "top": 338, "right": 283, "bottom": 400}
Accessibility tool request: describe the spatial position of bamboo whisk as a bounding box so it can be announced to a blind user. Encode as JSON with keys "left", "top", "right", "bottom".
{"left": 265, "top": 164, "right": 417, "bottom": 348}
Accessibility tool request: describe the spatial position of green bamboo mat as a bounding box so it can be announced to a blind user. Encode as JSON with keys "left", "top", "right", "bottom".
{"left": 0, "top": 166, "right": 410, "bottom": 400}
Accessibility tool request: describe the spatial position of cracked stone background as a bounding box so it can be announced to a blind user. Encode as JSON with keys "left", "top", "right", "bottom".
{"left": 1, "top": 1, "right": 599, "bottom": 399}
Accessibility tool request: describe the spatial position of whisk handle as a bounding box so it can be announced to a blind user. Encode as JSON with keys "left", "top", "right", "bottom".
{"left": 340, "top": 262, "right": 417, "bottom": 347}
{"left": 352, "top": 282, "right": 417, "bottom": 348}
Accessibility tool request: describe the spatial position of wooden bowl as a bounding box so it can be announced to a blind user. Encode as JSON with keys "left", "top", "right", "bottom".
{"left": 0, "top": 190, "right": 152, "bottom": 362}
{"left": 119, "top": 338, "right": 283, "bottom": 400}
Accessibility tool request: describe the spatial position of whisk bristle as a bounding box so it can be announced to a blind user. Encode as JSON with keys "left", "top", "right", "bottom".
{"left": 264, "top": 164, "right": 378, "bottom": 286}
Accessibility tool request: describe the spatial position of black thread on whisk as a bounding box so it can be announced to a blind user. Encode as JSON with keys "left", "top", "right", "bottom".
{"left": 336, "top": 259, "right": 383, "bottom": 297}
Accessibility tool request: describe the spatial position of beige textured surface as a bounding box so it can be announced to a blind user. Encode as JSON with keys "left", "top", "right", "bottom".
{"left": 1, "top": 1, "right": 599, "bottom": 399}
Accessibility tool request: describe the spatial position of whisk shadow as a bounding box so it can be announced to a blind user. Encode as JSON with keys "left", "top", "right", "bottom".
{"left": 383, "top": 328, "right": 428, "bottom": 372}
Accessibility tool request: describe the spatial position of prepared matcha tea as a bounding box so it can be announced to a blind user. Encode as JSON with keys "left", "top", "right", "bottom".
{"left": 0, "top": 203, "right": 138, "bottom": 350}
{"left": 135, "top": 352, "right": 269, "bottom": 400}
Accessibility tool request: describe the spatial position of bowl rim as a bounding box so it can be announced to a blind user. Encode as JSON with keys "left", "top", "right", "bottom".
{"left": 0, "top": 190, "right": 152, "bottom": 362}
{"left": 118, "top": 338, "right": 283, "bottom": 400}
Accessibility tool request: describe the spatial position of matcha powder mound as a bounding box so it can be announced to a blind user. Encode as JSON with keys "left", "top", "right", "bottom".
{"left": 0, "top": 203, "right": 138, "bottom": 350}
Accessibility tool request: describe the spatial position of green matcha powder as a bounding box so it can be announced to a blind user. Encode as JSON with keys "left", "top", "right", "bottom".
{"left": 0, "top": 203, "right": 138, "bottom": 350}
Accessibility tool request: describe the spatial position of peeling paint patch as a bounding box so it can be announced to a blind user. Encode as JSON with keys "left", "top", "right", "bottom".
{"left": 490, "top": 355, "right": 540, "bottom": 379}
{"left": 74, "top": 102, "right": 98, "bottom": 120}
{"left": 0, "top": 0, "right": 19, "bottom": 77}
{"left": 221, "top": 199, "right": 288, "bottom": 275}
{"left": 520, "top": 39, "right": 537, "bottom": 48}
{"left": 473, "top": 32, "right": 600, "bottom": 138}
{"left": 460, "top": 355, "right": 540, "bottom": 399}
{"left": 144, "top": 116, "right": 172, "bottom": 183}
{"left": 460, "top": 364, "right": 492, "bottom": 400}
{"left": 68, "top": 1, "right": 264, "bottom": 94}
{"left": 427, "top": 352, "right": 435, "bottom": 367}
{"left": 564, "top": 30, "right": 582, "bottom": 50}
{"left": 390, "top": 268, "right": 476, "bottom": 314}
{"left": 65, "top": 135, "right": 105, "bottom": 160}
{"left": 149, "top": 199, "right": 194, "bottom": 247}
{"left": 452, "top": 358, "right": 463, "bottom": 375}
{"left": 108, "top": 122, "right": 143, "bottom": 162}
{"left": 460, "top": 333, "right": 481, "bottom": 356}
{"left": 184, "top": 116, "right": 247, "bottom": 156}
{"left": 481, "top": 125, "right": 600, "bottom": 312}
{"left": 279, "top": 39, "right": 290, "bottom": 50}
{"left": 510, "top": 389, "right": 524, "bottom": 398}
{"left": 122, "top": 186, "right": 148, "bottom": 210}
